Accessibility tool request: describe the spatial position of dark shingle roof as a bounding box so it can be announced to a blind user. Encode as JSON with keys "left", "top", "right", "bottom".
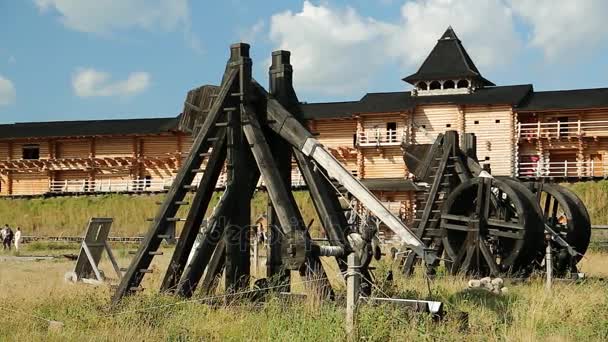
{"left": 518, "top": 87, "right": 608, "bottom": 112}
{"left": 402, "top": 27, "right": 494, "bottom": 87}
{"left": 0, "top": 117, "right": 180, "bottom": 139}
{"left": 300, "top": 84, "right": 532, "bottom": 119}
{"left": 300, "top": 101, "right": 361, "bottom": 119}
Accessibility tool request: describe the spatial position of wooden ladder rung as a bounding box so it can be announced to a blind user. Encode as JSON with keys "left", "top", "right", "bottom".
{"left": 223, "top": 107, "right": 237, "bottom": 112}
{"left": 199, "top": 152, "right": 212, "bottom": 157}
{"left": 191, "top": 168, "right": 205, "bottom": 173}
{"left": 148, "top": 251, "right": 163, "bottom": 256}
{"left": 183, "top": 185, "right": 197, "bottom": 190}
{"left": 129, "top": 287, "right": 144, "bottom": 292}
{"left": 215, "top": 122, "right": 231, "bottom": 127}
{"left": 166, "top": 217, "right": 185, "bottom": 222}
{"left": 157, "top": 235, "right": 171, "bottom": 239}
{"left": 174, "top": 201, "right": 189, "bottom": 205}
{"left": 139, "top": 269, "right": 153, "bottom": 274}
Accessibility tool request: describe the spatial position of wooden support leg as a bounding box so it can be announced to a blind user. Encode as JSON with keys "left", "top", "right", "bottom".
{"left": 200, "top": 239, "right": 226, "bottom": 295}
{"left": 161, "top": 134, "right": 227, "bottom": 292}
{"left": 241, "top": 105, "right": 308, "bottom": 270}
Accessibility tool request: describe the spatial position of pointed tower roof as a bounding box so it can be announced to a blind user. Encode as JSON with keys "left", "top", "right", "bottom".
{"left": 403, "top": 27, "right": 495, "bottom": 86}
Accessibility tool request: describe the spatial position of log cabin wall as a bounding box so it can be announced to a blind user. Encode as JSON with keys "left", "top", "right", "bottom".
{"left": 516, "top": 107, "right": 608, "bottom": 178}
{"left": 0, "top": 131, "right": 185, "bottom": 196}
{"left": 463, "top": 105, "right": 515, "bottom": 176}
{"left": 411, "top": 105, "right": 460, "bottom": 144}
{"left": 312, "top": 118, "right": 358, "bottom": 175}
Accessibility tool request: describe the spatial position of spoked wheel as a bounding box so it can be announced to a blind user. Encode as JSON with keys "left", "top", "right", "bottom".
{"left": 441, "top": 178, "right": 544, "bottom": 276}
{"left": 526, "top": 182, "right": 591, "bottom": 275}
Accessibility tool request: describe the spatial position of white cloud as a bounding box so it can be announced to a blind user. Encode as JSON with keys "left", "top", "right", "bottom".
{"left": 72, "top": 68, "right": 150, "bottom": 97}
{"left": 389, "top": 0, "right": 521, "bottom": 69}
{"left": 268, "top": 1, "right": 520, "bottom": 95}
{"left": 35, "top": 0, "right": 189, "bottom": 34}
{"left": 0, "top": 75, "right": 16, "bottom": 106}
{"left": 269, "top": 1, "right": 396, "bottom": 94}
{"left": 509, "top": 0, "right": 608, "bottom": 61}
{"left": 239, "top": 19, "right": 265, "bottom": 44}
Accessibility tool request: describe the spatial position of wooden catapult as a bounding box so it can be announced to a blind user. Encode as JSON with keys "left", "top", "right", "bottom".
{"left": 112, "top": 43, "right": 434, "bottom": 305}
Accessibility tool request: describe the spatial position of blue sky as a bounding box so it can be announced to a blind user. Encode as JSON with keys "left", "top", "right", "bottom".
{"left": 0, "top": 0, "right": 607, "bottom": 124}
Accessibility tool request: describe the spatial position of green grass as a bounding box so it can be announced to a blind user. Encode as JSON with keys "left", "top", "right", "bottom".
{"left": 562, "top": 180, "right": 608, "bottom": 225}
{"left": 0, "top": 191, "right": 321, "bottom": 237}
{"left": 0, "top": 179, "right": 605, "bottom": 238}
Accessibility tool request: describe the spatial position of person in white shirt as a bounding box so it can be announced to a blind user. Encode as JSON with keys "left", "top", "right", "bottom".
{"left": 1, "top": 225, "right": 8, "bottom": 250}
{"left": 14, "top": 227, "right": 21, "bottom": 252}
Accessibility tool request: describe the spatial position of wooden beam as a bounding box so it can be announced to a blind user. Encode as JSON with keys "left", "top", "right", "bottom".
{"left": 241, "top": 104, "right": 308, "bottom": 269}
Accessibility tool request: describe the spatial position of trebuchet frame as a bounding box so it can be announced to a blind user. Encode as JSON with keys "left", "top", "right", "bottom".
{"left": 112, "top": 43, "right": 430, "bottom": 304}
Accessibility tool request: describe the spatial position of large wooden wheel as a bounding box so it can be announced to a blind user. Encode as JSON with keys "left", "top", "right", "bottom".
{"left": 526, "top": 182, "right": 591, "bottom": 274}
{"left": 441, "top": 178, "right": 545, "bottom": 276}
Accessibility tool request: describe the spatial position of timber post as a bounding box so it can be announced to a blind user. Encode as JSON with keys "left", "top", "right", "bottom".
{"left": 266, "top": 50, "right": 296, "bottom": 289}
{"left": 345, "top": 252, "right": 360, "bottom": 340}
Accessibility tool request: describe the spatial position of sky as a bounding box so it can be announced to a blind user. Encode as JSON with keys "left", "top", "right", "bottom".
{"left": 0, "top": 0, "right": 607, "bottom": 124}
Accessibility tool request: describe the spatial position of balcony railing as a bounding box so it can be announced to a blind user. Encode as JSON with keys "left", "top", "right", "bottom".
{"left": 519, "top": 120, "right": 608, "bottom": 140}
{"left": 356, "top": 130, "right": 404, "bottom": 147}
{"left": 518, "top": 160, "right": 608, "bottom": 178}
{"left": 46, "top": 169, "right": 307, "bottom": 195}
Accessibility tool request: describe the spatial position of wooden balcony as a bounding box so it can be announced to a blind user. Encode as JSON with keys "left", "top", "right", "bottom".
{"left": 519, "top": 120, "right": 608, "bottom": 140}
{"left": 356, "top": 130, "right": 404, "bottom": 147}
{"left": 38, "top": 169, "right": 307, "bottom": 196}
{"left": 517, "top": 160, "right": 607, "bottom": 178}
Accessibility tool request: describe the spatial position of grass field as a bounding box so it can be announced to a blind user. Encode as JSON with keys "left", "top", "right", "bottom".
{"left": 1, "top": 243, "right": 607, "bottom": 341}
{"left": 0, "top": 180, "right": 607, "bottom": 238}
{"left": 0, "top": 191, "right": 320, "bottom": 237}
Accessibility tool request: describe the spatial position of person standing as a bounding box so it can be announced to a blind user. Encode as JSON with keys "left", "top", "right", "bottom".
{"left": 4, "top": 226, "right": 13, "bottom": 251}
{"left": 1, "top": 225, "right": 8, "bottom": 250}
{"left": 14, "top": 227, "right": 21, "bottom": 252}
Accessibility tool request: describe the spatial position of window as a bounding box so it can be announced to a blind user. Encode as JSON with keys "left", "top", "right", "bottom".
{"left": 144, "top": 175, "right": 152, "bottom": 188}
{"left": 484, "top": 156, "right": 491, "bottom": 161}
{"left": 417, "top": 82, "right": 428, "bottom": 91}
{"left": 429, "top": 81, "right": 441, "bottom": 90}
{"left": 443, "top": 80, "right": 455, "bottom": 89}
{"left": 421, "top": 124, "right": 426, "bottom": 129}
{"left": 386, "top": 122, "right": 397, "bottom": 142}
{"left": 446, "top": 124, "right": 451, "bottom": 128}
{"left": 474, "top": 120, "right": 479, "bottom": 125}
{"left": 353, "top": 133, "right": 357, "bottom": 147}
{"left": 457, "top": 80, "right": 469, "bottom": 89}
{"left": 495, "top": 119, "right": 501, "bottom": 123}
{"left": 22, "top": 144, "right": 40, "bottom": 160}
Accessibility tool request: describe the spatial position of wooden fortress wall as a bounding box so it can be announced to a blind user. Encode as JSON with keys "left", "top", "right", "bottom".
{"left": 0, "top": 133, "right": 193, "bottom": 196}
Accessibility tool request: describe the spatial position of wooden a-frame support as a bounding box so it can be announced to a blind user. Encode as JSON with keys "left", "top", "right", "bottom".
{"left": 65, "top": 218, "right": 122, "bottom": 285}
{"left": 113, "top": 44, "right": 353, "bottom": 304}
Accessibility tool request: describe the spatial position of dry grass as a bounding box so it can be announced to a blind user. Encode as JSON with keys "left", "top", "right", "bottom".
{"left": 1, "top": 244, "right": 607, "bottom": 341}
